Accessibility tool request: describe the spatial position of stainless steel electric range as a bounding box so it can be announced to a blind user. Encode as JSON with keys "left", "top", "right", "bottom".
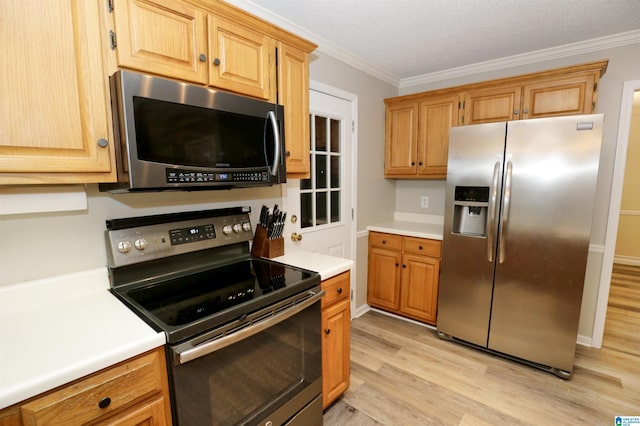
{"left": 105, "top": 207, "right": 323, "bottom": 426}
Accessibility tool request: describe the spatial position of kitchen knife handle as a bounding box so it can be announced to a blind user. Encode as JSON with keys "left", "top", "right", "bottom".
{"left": 486, "top": 161, "right": 501, "bottom": 262}
{"left": 498, "top": 161, "right": 513, "bottom": 264}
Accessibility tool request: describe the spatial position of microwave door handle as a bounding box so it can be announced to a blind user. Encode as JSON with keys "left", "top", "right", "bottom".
{"left": 267, "top": 111, "right": 281, "bottom": 176}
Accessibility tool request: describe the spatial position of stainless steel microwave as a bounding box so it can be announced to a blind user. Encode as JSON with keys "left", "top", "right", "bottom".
{"left": 99, "top": 70, "right": 286, "bottom": 192}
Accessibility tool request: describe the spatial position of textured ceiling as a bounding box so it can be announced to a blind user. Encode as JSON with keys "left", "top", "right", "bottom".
{"left": 227, "top": 0, "right": 640, "bottom": 84}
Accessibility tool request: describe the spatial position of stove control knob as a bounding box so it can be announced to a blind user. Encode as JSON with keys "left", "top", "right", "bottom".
{"left": 233, "top": 223, "right": 242, "bottom": 233}
{"left": 117, "top": 240, "right": 131, "bottom": 254}
{"left": 134, "top": 238, "right": 148, "bottom": 251}
{"left": 242, "top": 222, "right": 252, "bottom": 232}
{"left": 222, "top": 225, "right": 233, "bottom": 235}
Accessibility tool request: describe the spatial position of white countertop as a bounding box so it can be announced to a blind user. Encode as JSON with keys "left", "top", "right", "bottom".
{"left": 271, "top": 249, "right": 353, "bottom": 280}
{"left": 367, "top": 220, "right": 444, "bottom": 240}
{"left": 0, "top": 268, "right": 165, "bottom": 409}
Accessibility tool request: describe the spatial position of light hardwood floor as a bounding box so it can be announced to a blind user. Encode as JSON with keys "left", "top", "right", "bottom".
{"left": 324, "top": 264, "right": 640, "bottom": 425}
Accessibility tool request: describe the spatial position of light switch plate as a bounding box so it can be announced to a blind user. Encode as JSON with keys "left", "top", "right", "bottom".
{"left": 421, "top": 196, "right": 429, "bottom": 208}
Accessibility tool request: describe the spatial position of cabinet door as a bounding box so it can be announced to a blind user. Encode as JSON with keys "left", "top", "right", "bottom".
{"left": 400, "top": 254, "right": 440, "bottom": 324}
{"left": 463, "top": 85, "right": 522, "bottom": 124}
{"left": 521, "top": 73, "right": 596, "bottom": 119}
{"left": 0, "top": 1, "right": 114, "bottom": 183}
{"left": 94, "top": 396, "right": 169, "bottom": 426}
{"left": 113, "top": 0, "right": 207, "bottom": 83}
{"left": 278, "top": 42, "right": 310, "bottom": 176}
{"left": 322, "top": 298, "right": 350, "bottom": 409}
{"left": 417, "top": 95, "right": 459, "bottom": 177}
{"left": 208, "top": 15, "right": 274, "bottom": 100}
{"left": 367, "top": 247, "right": 402, "bottom": 310}
{"left": 384, "top": 102, "right": 419, "bottom": 176}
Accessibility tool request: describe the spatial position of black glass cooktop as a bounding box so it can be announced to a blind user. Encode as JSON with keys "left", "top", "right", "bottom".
{"left": 115, "top": 258, "right": 319, "bottom": 343}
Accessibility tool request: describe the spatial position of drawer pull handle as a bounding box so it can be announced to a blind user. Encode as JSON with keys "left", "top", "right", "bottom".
{"left": 324, "top": 328, "right": 331, "bottom": 334}
{"left": 337, "top": 288, "right": 343, "bottom": 294}
{"left": 98, "top": 397, "right": 111, "bottom": 409}
{"left": 382, "top": 240, "right": 386, "bottom": 244}
{"left": 419, "top": 245, "right": 423, "bottom": 250}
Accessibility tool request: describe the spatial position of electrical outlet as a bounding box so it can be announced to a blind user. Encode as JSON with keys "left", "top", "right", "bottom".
{"left": 421, "top": 196, "right": 429, "bottom": 209}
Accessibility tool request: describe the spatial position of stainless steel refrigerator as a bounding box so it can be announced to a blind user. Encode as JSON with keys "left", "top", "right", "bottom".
{"left": 437, "top": 114, "right": 604, "bottom": 378}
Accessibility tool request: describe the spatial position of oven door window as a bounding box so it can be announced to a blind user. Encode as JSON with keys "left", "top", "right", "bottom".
{"left": 169, "top": 300, "right": 321, "bottom": 426}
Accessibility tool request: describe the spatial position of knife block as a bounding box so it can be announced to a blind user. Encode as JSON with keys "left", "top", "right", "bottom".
{"left": 251, "top": 225, "right": 284, "bottom": 258}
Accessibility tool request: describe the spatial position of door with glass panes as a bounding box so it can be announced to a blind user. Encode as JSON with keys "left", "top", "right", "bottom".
{"left": 284, "top": 88, "right": 353, "bottom": 259}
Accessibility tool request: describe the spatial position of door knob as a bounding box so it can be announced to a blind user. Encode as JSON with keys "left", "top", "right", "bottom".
{"left": 291, "top": 232, "right": 302, "bottom": 241}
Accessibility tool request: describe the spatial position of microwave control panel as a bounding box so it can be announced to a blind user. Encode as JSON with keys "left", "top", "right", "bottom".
{"left": 166, "top": 169, "right": 268, "bottom": 184}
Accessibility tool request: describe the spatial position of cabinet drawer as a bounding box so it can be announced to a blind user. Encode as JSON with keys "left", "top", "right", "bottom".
{"left": 322, "top": 271, "right": 350, "bottom": 308}
{"left": 21, "top": 349, "right": 165, "bottom": 425}
{"left": 369, "top": 232, "right": 402, "bottom": 250}
{"left": 403, "top": 237, "right": 441, "bottom": 257}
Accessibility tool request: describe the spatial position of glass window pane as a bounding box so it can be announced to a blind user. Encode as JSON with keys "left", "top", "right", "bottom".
{"left": 315, "top": 116, "right": 327, "bottom": 152}
{"left": 316, "top": 192, "right": 327, "bottom": 225}
{"left": 331, "top": 190, "right": 340, "bottom": 223}
{"left": 301, "top": 193, "right": 313, "bottom": 228}
{"left": 330, "top": 119, "right": 340, "bottom": 153}
{"left": 316, "top": 155, "right": 327, "bottom": 189}
{"left": 330, "top": 156, "right": 340, "bottom": 188}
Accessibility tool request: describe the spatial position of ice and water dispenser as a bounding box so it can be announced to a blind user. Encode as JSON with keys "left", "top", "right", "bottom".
{"left": 452, "top": 186, "right": 489, "bottom": 236}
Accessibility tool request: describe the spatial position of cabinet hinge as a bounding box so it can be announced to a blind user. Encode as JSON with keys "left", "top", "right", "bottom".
{"left": 107, "top": 0, "right": 114, "bottom": 12}
{"left": 350, "top": 289, "right": 353, "bottom": 301}
{"left": 352, "top": 120, "right": 355, "bottom": 133}
{"left": 594, "top": 82, "right": 598, "bottom": 91}
{"left": 109, "top": 30, "right": 117, "bottom": 50}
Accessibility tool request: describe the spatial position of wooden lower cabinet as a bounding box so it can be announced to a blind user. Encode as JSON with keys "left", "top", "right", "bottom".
{"left": 321, "top": 271, "right": 350, "bottom": 409}
{"left": 0, "top": 347, "right": 171, "bottom": 426}
{"left": 367, "top": 232, "right": 441, "bottom": 325}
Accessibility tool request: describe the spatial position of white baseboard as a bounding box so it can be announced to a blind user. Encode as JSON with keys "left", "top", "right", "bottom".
{"left": 576, "top": 334, "right": 592, "bottom": 347}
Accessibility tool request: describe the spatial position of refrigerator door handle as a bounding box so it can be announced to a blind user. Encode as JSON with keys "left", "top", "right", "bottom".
{"left": 498, "top": 161, "right": 513, "bottom": 263}
{"left": 486, "top": 161, "right": 501, "bottom": 262}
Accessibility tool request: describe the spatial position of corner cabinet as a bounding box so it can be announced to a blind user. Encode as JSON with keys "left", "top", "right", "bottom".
{"left": 0, "top": 347, "right": 172, "bottom": 425}
{"left": 384, "top": 60, "right": 608, "bottom": 179}
{"left": 0, "top": 1, "right": 116, "bottom": 184}
{"left": 367, "top": 232, "right": 440, "bottom": 325}
{"left": 108, "top": 0, "right": 316, "bottom": 177}
{"left": 321, "top": 271, "right": 350, "bottom": 409}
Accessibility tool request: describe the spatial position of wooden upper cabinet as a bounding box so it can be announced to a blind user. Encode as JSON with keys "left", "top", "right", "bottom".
{"left": 0, "top": 1, "right": 115, "bottom": 184}
{"left": 277, "top": 42, "right": 310, "bottom": 176}
{"left": 208, "top": 15, "right": 274, "bottom": 100}
{"left": 417, "top": 94, "right": 459, "bottom": 176}
{"left": 384, "top": 60, "right": 607, "bottom": 180}
{"left": 112, "top": 0, "right": 208, "bottom": 84}
{"left": 521, "top": 73, "right": 596, "bottom": 119}
{"left": 463, "top": 85, "right": 521, "bottom": 125}
{"left": 385, "top": 102, "right": 419, "bottom": 176}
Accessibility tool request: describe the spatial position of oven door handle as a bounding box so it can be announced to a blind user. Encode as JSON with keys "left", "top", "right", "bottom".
{"left": 175, "top": 289, "right": 325, "bottom": 365}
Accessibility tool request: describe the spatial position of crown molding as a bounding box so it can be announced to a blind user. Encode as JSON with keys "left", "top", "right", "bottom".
{"left": 223, "top": 1, "right": 640, "bottom": 89}
{"left": 400, "top": 29, "right": 640, "bottom": 88}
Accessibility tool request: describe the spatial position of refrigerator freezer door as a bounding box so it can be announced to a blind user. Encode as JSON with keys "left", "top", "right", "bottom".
{"left": 437, "top": 122, "right": 506, "bottom": 347}
{"left": 488, "top": 114, "right": 603, "bottom": 372}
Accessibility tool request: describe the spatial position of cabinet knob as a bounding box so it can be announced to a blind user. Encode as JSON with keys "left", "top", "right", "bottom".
{"left": 97, "top": 138, "right": 108, "bottom": 148}
{"left": 411, "top": 162, "right": 415, "bottom": 165}
{"left": 419, "top": 245, "right": 423, "bottom": 250}
{"left": 337, "top": 287, "right": 343, "bottom": 294}
{"left": 395, "top": 262, "right": 399, "bottom": 267}
{"left": 324, "top": 328, "right": 331, "bottom": 334}
{"left": 98, "top": 397, "right": 111, "bottom": 409}
{"left": 513, "top": 109, "right": 519, "bottom": 115}
{"left": 199, "top": 53, "right": 207, "bottom": 62}
{"left": 213, "top": 57, "right": 221, "bottom": 66}
{"left": 418, "top": 162, "right": 423, "bottom": 166}
{"left": 402, "top": 264, "right": 406, "bottom": 268}
{"left": 286, "top": 150, "right": 291, "bottom": 157}
{"left": 382, "top": 240, "right": 386, "bottom": 244}
{"left": 523, "top": 108, "right": 529, "bottom": 114}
